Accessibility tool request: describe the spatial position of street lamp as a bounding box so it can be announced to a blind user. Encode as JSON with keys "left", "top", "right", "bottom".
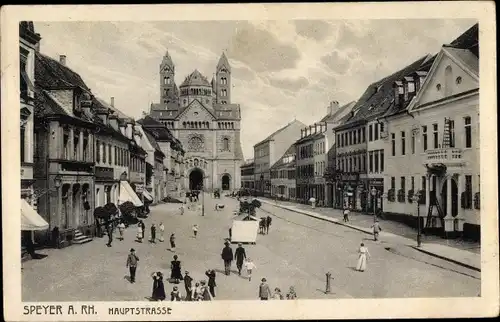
{"left": 371, "top": 187, "right": 378, "bottom": 222}
{"left": 411, "top": 191, "right": 422, "bottom": 247}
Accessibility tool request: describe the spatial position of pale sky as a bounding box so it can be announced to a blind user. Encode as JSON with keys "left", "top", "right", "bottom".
{"left": 35, "top": 19, "right": 476, "bottom": 160}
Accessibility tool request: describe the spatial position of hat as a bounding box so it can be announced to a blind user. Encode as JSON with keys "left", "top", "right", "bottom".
{"left": 173, "top": 286, "right": 178, "bottom": 290}
{"left": 224, "top": 240, "right": 230, "bottom": 245}
{"left": 130, "top": 248, "right": 135, "bottom": 252}
{"left": 185, "top": 271, "right": 189, "bottom": 274}
{"left": 261, "top": 278, "right": 267, "bottom": 282}
{"left": 238, "top": 243, "right": 242, "bottom": 246}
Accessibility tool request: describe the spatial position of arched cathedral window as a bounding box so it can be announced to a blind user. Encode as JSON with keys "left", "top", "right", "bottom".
{"left": 222, "top": 137, "right": 230, "bottom": 151}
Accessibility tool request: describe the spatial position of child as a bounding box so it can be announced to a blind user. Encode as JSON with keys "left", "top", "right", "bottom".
{"left": 180, "top": 204, "right": 185, "bottom": 215}
{"left": 343, "top": 208, "right": 350, "bottom": 222}
{"left": 244, "top": 258, "right": 256, "bottom": 281}
{"left": 192, "top": 224, "right": 199, "bottom": 238}
{"left": 170, "top": 286, "right": 182, "bottom": 301}
{"left": 136, "top": 224, "right": 143, "bottom": 243}
{"left": 193, "top": 282, "right": 202, "bottom": 301}
{"left": 117, "top": 221, "right": 125, "bottom": 241}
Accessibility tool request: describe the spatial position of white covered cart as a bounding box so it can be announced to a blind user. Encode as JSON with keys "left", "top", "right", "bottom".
{"left": 231, "top": 213, "right": 259, "bottom": 244}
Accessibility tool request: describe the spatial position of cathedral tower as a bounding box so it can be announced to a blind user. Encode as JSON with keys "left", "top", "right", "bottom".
{"left": 160, "top": 50, "right": 178, "bottom": 104}
{"left": 216, "top": 52, "right": 231, "bottom": 104}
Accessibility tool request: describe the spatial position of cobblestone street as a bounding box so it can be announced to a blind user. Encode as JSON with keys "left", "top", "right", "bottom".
{"left": 22, "top": 195, "right": 480, "bottom": 301}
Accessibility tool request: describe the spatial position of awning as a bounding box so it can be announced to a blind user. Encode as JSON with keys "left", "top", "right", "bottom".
{"left": 21, "top": 199, "right": 49, "bottom": 231}
{"left": 142, "top": 189, "right": 153, "bottom": 201}
{"left": 119, "top": 181, "right": 143, "bottom": 207}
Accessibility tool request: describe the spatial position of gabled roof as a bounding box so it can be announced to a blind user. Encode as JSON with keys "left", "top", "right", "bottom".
{"left": 295, "top": 131, "right": 324, "bottom": 144}
{"left": 447, "top": 23, "right": 478, "bottom": 57}
{"left": 217, "top": 52, "right": 231, "bottom": 72}
{"left": 443, "top": 47, "right": 479, "bottom": 76}
{"left": 335, "top": 55, "right": 431, "bottom": 131}
{"left": 177, "top": 98, "right": 216, "bottom": 120}
{"left": 320, "top": 101, "right": 356, "bottom": 123}
{"left": 35, "top": 52, "right": 90, "bottom": 91}
{"left": 143, "top": 129, "right": 165, "bottom": 158}
{"left": 179, "top": 69, "right": 211, "bottom": 87}
{"left": 254, "top": 119, "right": 306, "bottom": 147}
{"left": 161, "top": 50, "right": 175, "bottom": 69}
{"left": 137, "top": 115, "right": 175, "bottom": 142}
{"left": 270, "top": 144, "right": 296, "bottom": 170}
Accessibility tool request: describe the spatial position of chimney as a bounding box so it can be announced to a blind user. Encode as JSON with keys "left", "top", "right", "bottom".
{"left": 108, "top": 115, "right": 119, "bottom": 131}
{"left": 59, "top": 55, "right": 66, "bottom": 66}
{"left": 328, "top": 100, "right": 339, "bottom": 115}
{"left": 96, "top": 108, "right": 109, "bottom": 124}
{"left": 126, "top": 120, "right": 134, "bottom": 139}
{"left": 110, "top": 97, "right": 115, "bottom": 107}
{"left": 314, "top": 124, "right": 318, "bottom": 134}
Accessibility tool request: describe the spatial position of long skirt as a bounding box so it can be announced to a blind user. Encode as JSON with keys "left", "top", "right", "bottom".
{"left": 159, "top": 231, "right": 164, "bottom": 242}
{"left": 356, "top": 254, "right": 367, "bottom": 271}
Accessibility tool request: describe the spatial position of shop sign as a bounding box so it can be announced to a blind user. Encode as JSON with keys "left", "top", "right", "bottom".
{"left": 370, "top": 178, "right": 384, "bottom": 186}
{"left": 95, "top": 166, "right": 114, "bottom": 181}
{"left": 341, "top": 173, "right": 359, "bottom": 182}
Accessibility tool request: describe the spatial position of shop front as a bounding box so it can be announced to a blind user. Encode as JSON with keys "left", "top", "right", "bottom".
{"left": 368, "top": 177, "right": 385, "bottom": 213}
{"left": 337, "top": 173, "right": 361, "bottom": 210}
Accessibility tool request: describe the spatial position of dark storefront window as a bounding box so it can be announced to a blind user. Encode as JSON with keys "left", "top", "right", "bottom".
{"left": 369, "top": 151, "right": 373, "bottom": 173}
{"left": 380, "top": 150, "right": 384, "bottom": 172}
{"left": 421, "top": 176, "right": 426, "bottom": 190}
{"left": 374, "top": 150, "right": 379, "bottom": 172}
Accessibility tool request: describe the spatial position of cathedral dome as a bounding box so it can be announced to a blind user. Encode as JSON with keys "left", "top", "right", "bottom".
{"left": 179, "top": 69, "right": 211, "bottom": 88}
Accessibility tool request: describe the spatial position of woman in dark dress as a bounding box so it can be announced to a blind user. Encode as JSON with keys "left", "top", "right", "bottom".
{"left": 151, "top": 272, "right": 166, "bottom": 301}
{"left": 170, "top": 255, "right": 183, "bottom": 284}
{"left": 169, "top": 233, "right": 176, "bottom": 252}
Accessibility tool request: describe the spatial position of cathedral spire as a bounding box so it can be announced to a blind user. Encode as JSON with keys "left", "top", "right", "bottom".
{"left": 216, "top": 52, "right": 231, "bottom": 72}
{"left": 161, "top": 50, "right": 174, "bottom": 70}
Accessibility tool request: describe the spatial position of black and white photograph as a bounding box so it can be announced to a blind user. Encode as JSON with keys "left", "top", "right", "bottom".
{"left": 2, "top": 2, "right": 498, "bottom": 321}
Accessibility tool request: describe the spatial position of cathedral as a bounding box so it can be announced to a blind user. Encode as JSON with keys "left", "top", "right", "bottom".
{"left": 148, "top": 51, "right": 244, "bottom": 192}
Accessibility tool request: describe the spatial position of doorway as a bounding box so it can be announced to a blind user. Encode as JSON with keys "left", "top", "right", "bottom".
{"left": 189, "top": 168, "right": 204, "bottom": 191}
{"left": 222, "top": 174, "right": 231, "bottom": 191}
{"left": 441, "top": 178, "right": 458, "bottom": 217}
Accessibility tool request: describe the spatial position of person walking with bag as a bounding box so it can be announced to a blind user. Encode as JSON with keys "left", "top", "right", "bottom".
{"left": 126, "top": 248, "right": 139, "bottom": 283}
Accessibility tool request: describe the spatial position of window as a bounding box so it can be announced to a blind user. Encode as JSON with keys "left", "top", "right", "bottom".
{"left": 401, "top": 131, "right": 406, "bottom": 155}
{"left": 422, "top": 126, "right": 428, "bottom": 151}
{"left": 464, "top": 117, "right": 472, "bottom": 148}
{"left": 374, "top": 123, "right": 379, "bottom": 140}
{"left": 411, "top": 131, "right": 416, "bottom": 154}
{"left": 103, "top": 143, "right": 106, "bottom": 164}
{"left": 380, "top": 150, "right": 384, "bottom": 172}
{"left": 449, "top": 120, "right": 455, "bottom": 147}
{"left": 362, "top": 154, "right": 366, "bottom": 172}
{"left": 353, "top": 130, "right": 357, "bottom": 144}
{"left": 353, "top": 156, "right": 357, "bottom": 170}
{"left": 380, "top": 123, "right": 384, "bottom": 133}
{"left": 369, "top": 151, "right": 373, "bottom": 173}
{"left": 337, "top": 134, "right": 341, "bottom": 146}
{"left": 73, "top": 132, "right": 79, "bottom": 160}
{"left": 421, "top": 176, "right": 426, "bottom": 190}
{"left": 391, "top": 177, "right": 395, "bottom": 189}
{"left": 369, "top": 124, "right": 373, "bottom": 141}
{"left": 63, "top": 130, "right": 70, "bottom": 160}
{"left": 374, "top": 150, "right": 379, "bottom": 172}
{"left": 432, "top": 124, "right": 438, "bottom": 149}
{"left": 411, "top": 176, "right": 415, "bottom": 191}
{"left": 96, "top": 140, "right": 100, "bottom": 163}
{"left": 400, "top": 177, "right": 406, "bottom": 192}
{"left": 222, "top": 137, "right": 230, "bottom": 151}
{"left": 358, "top": 128, "right": 362, "bottom": 143}
{"left": 465, "top": 175, "right": 473, "bottom": 208}
{"left": 391, "top": 133, "right": 396, "bottom": 156}
{"left": 83, "top": 135, "right": 89, "bottom": 161}
{"left": 349, "top": 131, "right": 353, "bottom": 145}
{"left": 114, "top": 147, "right": 117, "bottom": 165}
{"left": 20, "top": 127, "right": 25, "bottom": 162}
{"left": 362, "top": 128, "right": 366, "bottom": 142}
{"left": 108, "top": 145, "right": 112, "bottom": 165}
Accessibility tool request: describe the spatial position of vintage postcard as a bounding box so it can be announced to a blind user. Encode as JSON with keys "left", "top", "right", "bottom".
{"left": 1, "top": 2, "right": 498, "bottom": 321}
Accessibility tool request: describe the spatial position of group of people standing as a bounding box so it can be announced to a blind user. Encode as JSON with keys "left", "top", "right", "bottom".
{"left": 259, "top": 278, "right": 297, "bottom": 300}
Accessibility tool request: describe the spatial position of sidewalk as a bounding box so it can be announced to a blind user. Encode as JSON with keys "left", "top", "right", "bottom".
{"left": 257, "top": 198, "right": 481, "bottom": 272}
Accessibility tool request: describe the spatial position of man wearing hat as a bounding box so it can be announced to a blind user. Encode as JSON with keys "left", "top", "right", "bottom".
{"left": 126, "top": 248, "right": 139, "bottom": 283}
{"left": 371, "top": 220, "right": 382, "bottom": 241}
{"left": 221, "top": 241, "right": 234, "bottom": 275}
{"left": 234, "top": 243, "right": 247, "bottom": 275}
{"left": 259, "top": 278, "right": 272, "bottom": 300}
{"left": 183, "top": 271, "right": 193, "bottom": 301}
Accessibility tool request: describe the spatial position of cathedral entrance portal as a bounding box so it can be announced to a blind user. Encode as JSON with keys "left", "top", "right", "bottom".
{"left": 189, "top": 168, "right": 204, "bottom": 191}
{"left": 222, "top": 174, "right": 231, "bottom": 191}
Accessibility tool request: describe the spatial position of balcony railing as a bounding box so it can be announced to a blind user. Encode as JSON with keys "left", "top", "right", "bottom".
{"left": 424, "top": 148, "right": 463, "bottom": 166}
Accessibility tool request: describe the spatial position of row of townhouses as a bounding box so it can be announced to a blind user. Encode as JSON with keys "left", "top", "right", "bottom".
{"left": 20, "top": 22, "right": 185, "bottom": 248}
{"left": 241, "top": 24, "right": 479, "bottom": 241}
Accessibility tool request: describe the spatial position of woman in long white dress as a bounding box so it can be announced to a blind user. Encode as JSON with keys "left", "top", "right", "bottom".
{"left": 356, "top": 243, "right": 370, "bottom": 272}
{"left": 158, "top": 222, "right": 165, "bottom": 242}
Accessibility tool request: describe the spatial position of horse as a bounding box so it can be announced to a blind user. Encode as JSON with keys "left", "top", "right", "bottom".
{"left": 259, "top": 218, "right": 266, "bottom": 234}
{"left": 265, "top": 216, "right": 272, "bottom": 234}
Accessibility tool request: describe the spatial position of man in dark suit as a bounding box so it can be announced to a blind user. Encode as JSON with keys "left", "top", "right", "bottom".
{"left": 234, "top": 243, "right": 247, "bottom": 275}
{"left": 126, "top": 248, "right": 139, "bottom": 283}
{"left": 221, "top": 241, "right": 234, "bottom": 275}
{"left": 183, "top": 271, "right": 193, "bottom": 301}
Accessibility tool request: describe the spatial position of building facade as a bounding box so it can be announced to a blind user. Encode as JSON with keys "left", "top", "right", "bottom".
{"left": 383, "top": 24, "right": 479, "bottom": 240}
{"left": 148, "top": 52, "right": 244, "bottom": 192}
{"left": 240, "top": 159, "right": 255, "bottom": 191}
{"left": 270, "top": 145, "right": 296, "bottom": 200}
{"left": 254, "top": 120, "right": 305, "bottom": 197}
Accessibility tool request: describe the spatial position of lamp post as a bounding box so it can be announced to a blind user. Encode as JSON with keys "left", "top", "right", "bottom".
{"left": 371, "top": 187, "right": 378, "bottom": 222}
{"left": 411, "top": 191, "right": 422, "bottom": 247}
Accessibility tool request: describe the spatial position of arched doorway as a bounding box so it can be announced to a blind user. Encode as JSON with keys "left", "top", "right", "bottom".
{"left": 189, "top": 168, "right": 204, "bottom": 191}
{"left": 222, "top": 174, "right": 231, "bottom": 191}
{"left": 441, "top": 178, "right": 458, "bottom": 217}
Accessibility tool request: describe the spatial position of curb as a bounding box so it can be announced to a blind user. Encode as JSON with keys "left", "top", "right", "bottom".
{"left": 410, "top": 246, "right": 481, "bottom": 272}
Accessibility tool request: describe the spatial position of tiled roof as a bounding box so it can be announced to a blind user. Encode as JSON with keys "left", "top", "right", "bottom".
{"left": 448, "top": 23, "right": 478, "bottom": 57}
{"left": 96, "top": 97, "right": 131, "bottom": 120}
{"left": 35, "top": 52, "right": 90, "bottom": 91}
{"left": 270, "top": 144, "right": 296, "bottom": 170}
{"left": 335, "top": 55, "right": 431, "bottom": 131}
{"left": 179, "top": 69, "right": 211, "bottom": 87}
{"left": 143, "top": 129, "right": 165, "bottom": 157}
{"left": 295, "top": 131, "right": 324, "bottom": 144}
{"left": 320, "top": 101, "right": 356, "bottom": 123}
{"left": 444, "top": 47, "right": 479, "bottom": 76}
{"left": 254, "top": 120, "right": 305, "bottom": 147}
{"left": 241, "top": 161, "right": 255, "bottom": 169}
{"left": 217, "top": 52, "right": 231, "bottom": 71}
{"left": 137, "top": 116, "right": 175, "bottom": 142}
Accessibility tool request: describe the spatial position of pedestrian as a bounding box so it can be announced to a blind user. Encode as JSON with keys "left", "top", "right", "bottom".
{"left": 193, "top": 282, "right": 202, "bottom": 301}
{"left": 140, "top": 220, "right": 146, "bottom": 240}
{"left": 170, "top": 255, "right": 183, "bottom": 284}
{"left": 159, "top": 222, "right": 165, "bottom": 242}
{"left": 170, "top": 286, "right": 182, "bottom": 301}
{"left": 169, "top": 233, "right": 176, "bottom": 252}
{"left": 136, "top": 223, "right": 143, "bottom": 243}
{"left": 180, "top": 204, "right": 185, "bottom": 215}
{"left": 259, "top": 278, "right": 272, "bottom": 300}
{"left": 356, "top": 242, "right": 371, "bottom": 272}
{"left": 192, "top": 224, "right": 199, "bottom": 238}
{"left": 151, "top": 223, "right": 156, "bottom": 243}
{"left": 205, "top": 269, "right": 217, "bottom": 298}
{"left": 200, "top": 281, "right": 212, "bottom": 301}
{"left": 244, "top": 258, "right": 256, "bottom": 281}
{"left": 371, "top": 220, "right": 382, "bottom": 241}
{"left": 183, "top": 271, "right": 193, "bottom": 301}
{"left": 234, "top": 243, "right": 247, "bottom": 275}
{"left": 228, "top": 227, "right": 232, "bottom": 240}
{"left": 117, "top": 221, "right": 125, "bottom": 241}
{"left": 343, "top": 208, "right": 350, "bottom": 222}
{"left": 151, "top": 272, "right": 166, "bottom": 301}
{"left": 126, "top": 248, "right": 139, "bottom": 283}
{"left": 272, "top": 287, "right": 284, "bottom": 300}
{"left": 286, "top": 286, "right": 297, "bottom": 300}
{"left": 106, "top": 224, "right": 113, "bottom": 247}
{"left": 221, "top": 241, "right": 234, "bottom": 275}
